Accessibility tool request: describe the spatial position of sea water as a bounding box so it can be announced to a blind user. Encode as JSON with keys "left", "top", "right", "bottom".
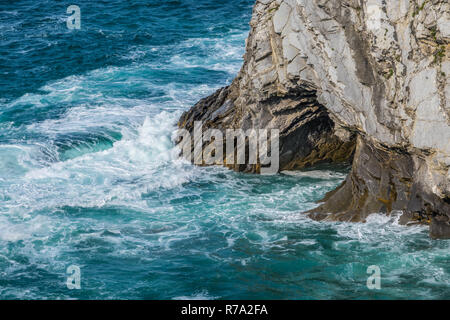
{"left": 0, "top": 0, "right": 448, "bottom": 299}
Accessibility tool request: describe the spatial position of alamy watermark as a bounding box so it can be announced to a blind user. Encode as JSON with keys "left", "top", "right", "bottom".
{"left": 66, "top": 265, "right": 81, "bottom": 290}
{"left": 367, "top": 265, "right": 381, "bottom": 290}
{"left": 67, "top": 5, "right": 81, "bottom": 30}
{"left": 175, "top": 122, "right": 280, "bottom": 175}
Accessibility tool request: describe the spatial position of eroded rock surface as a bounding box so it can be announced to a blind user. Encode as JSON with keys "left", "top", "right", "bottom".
{"left": 178, "top": 0, "right": 450, "bottom": 238}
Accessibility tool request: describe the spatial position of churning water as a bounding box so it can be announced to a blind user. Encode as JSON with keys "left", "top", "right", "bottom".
{"left": 0, "top": 0, "right": 448, "bottom": 299}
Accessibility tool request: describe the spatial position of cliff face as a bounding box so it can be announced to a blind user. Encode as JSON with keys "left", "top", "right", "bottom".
{"left": 178, "top": 0, "right": 450, "bottom": 238}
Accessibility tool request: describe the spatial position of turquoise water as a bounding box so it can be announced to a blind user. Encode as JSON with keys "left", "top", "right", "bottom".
{"left": 0, "top": 0, "right": 449, "bottom": 300}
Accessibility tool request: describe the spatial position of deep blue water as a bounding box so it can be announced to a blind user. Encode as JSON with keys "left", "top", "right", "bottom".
{"left": 0, "top": 0, "right": 449, "bottom": 300}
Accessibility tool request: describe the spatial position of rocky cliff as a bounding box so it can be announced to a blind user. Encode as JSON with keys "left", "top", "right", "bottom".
{"left": 178, "top": 0, "right": 450, "bottom": 239}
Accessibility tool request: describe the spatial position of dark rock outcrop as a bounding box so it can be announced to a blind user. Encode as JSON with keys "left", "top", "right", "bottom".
{"left": 308, "top": 137, "right": 450, "bottom": 239}
{"left": 178, "top": 84, "right": 356, "bottom": 173}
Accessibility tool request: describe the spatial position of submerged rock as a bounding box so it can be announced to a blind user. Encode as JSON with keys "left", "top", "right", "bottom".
{"left": 178, "top": 0, "right": 450, "bottom": 238}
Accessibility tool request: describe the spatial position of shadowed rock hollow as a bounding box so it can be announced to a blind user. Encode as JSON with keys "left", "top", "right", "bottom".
{"left": 178, "top": 0, "right": 450, "bottom": 239}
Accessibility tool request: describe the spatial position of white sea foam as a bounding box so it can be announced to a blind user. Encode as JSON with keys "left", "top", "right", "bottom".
{"left": 173, "top": 290, "right": 218, "bottom": 300}
{"left": 333, "top": 212, "right": 428, "bottom": 242}
{"left": 1, "top": 56, "right": 222, "bottom": 212}
{"left": 16, "top": 112, "right": 192, "bottom": 209}
{"left": 281, "top": 169, "right": 347, "bottom": 180}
